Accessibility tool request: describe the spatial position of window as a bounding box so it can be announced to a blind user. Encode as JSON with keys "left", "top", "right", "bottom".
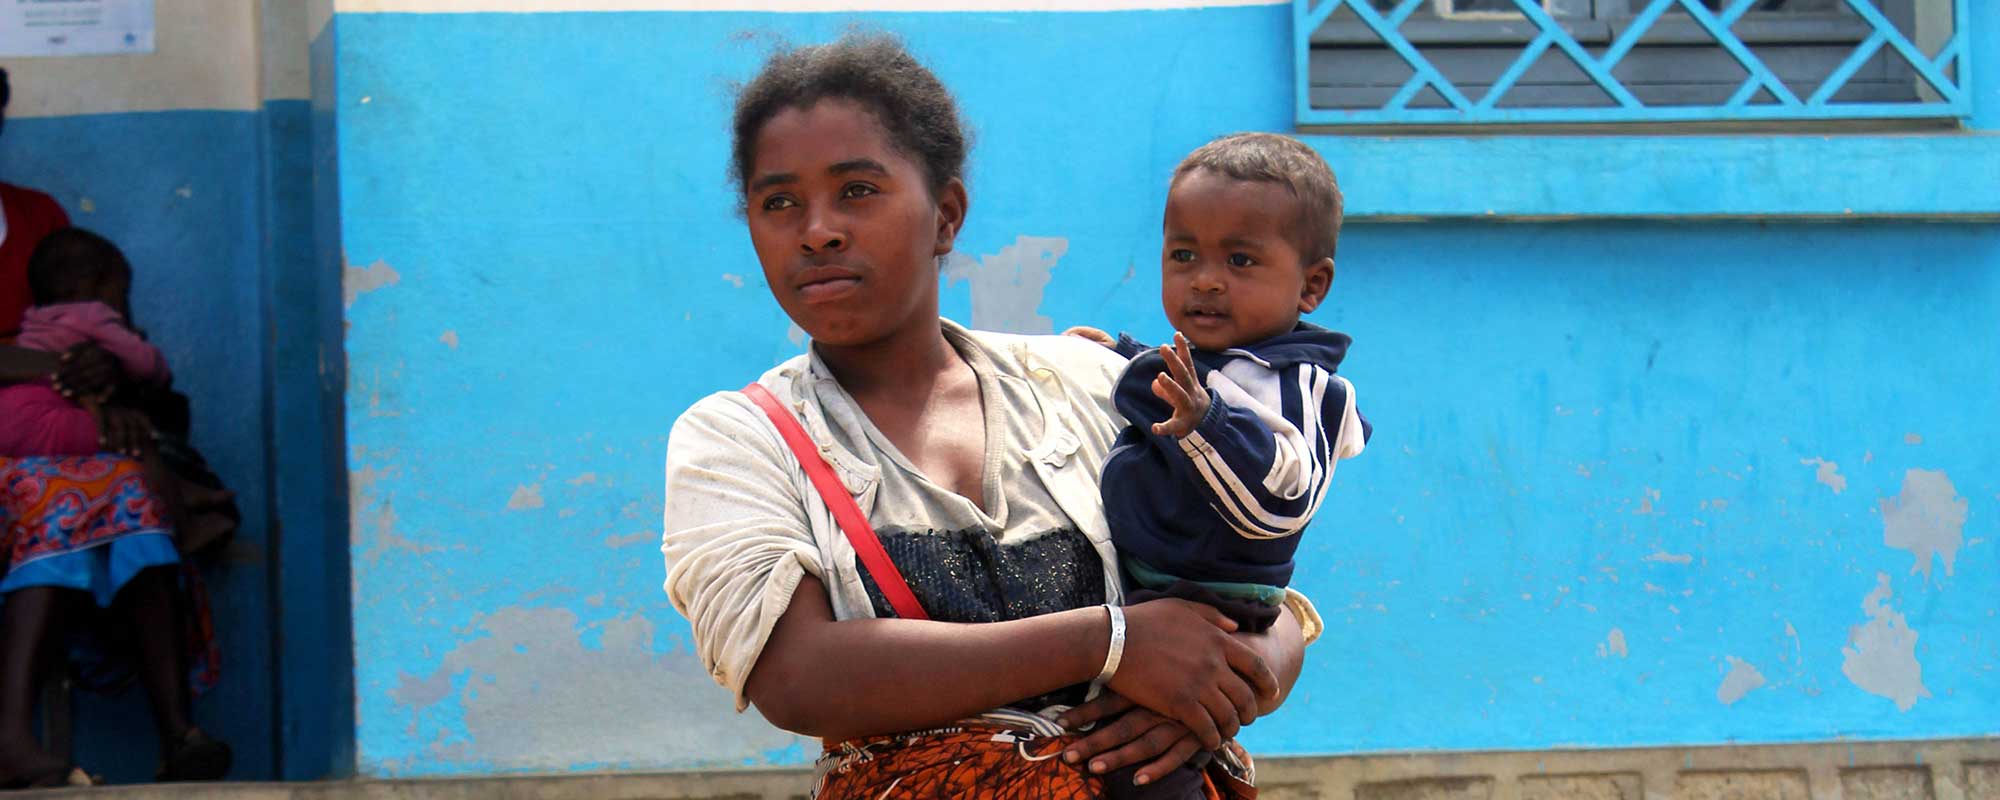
{"left": 1297, "top": 0, "right": 1967, "bottom": 125}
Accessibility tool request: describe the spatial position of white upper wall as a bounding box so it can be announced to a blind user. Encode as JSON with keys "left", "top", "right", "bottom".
{"left": 336, "top": 0, "right": 1282, "bottom": 10}
{"left": 2, "top": 0, "right": 314, "bottom": 118}
{"left": 311, "top": 0, "right": 334, "bottom": 41}
{"left": 264, "top": 0, "right": 312, "bottom": 103}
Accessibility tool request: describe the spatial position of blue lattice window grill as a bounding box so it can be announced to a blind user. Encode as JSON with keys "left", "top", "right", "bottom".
{"left": 1294, "top": 0, "right": 1970, "bottom": 125}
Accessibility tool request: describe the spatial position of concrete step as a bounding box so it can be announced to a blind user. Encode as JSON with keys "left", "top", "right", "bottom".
{"left": 13, "top": 736, "right": 1999, "bottom": 799}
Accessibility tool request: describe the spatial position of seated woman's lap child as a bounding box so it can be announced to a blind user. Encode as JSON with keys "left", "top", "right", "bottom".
{"left": 0, "top": 228, "right": 235, "bottom": 554}
{"left": 0, "top": 226, "right": 234, "bottom": 786}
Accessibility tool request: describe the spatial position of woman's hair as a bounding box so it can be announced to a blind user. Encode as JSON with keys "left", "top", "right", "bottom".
{"left": 28, "top": 227, "right": 131, "bottom": 306}
{"left": 730, "top": 33, "right": 970, "bottom": 203}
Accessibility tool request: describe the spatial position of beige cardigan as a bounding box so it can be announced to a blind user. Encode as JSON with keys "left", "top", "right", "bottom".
{"left": 661, "top": 321, "right": 1323, "bottom": 710}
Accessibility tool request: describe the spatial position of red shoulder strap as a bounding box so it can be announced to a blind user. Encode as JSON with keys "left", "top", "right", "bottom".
{"left": 741, "top": 382, "right": 930, "bottom": 621}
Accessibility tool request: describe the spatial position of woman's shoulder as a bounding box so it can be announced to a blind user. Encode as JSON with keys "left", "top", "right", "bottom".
{"left": 960, "top": 327, "right": 1128, "bottom": 388}
{"left": 668, "top": 355, "right": 812, "bottom": 460}
{"left": 0, "top": 183, "right": 68, "bottom": 222}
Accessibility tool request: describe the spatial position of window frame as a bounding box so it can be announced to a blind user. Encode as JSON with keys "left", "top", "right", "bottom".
{"left": 1294, "top": 0, "right": 1971, "bottom": 127}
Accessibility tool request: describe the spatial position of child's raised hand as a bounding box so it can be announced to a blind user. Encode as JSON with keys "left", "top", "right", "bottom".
{"left": 1150, "top": 332, "right": 1209, "bottom": 438}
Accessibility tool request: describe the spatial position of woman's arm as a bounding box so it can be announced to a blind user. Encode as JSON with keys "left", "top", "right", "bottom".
{"left": 747, "top": 575, "right": 1277, "bottom": 746}
{"left": 664, "top": 393, "right": 1275, "bottom": 747}
{"left": 0, "top": 345, "right": 58, "bottom": 383}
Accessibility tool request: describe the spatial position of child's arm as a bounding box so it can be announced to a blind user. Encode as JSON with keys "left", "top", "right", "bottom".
{"left": 1116, "top": 334, "right": 1367, "bottom": 541}
{"left": 75, "top": 305, "right": 170, "bottom": 385}
{"left": 1064, "top": 326, "right": 1158, "bottom": 360}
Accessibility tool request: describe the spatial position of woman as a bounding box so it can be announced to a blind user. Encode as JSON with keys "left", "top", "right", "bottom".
{"left": 0, "top": 345, "right": 230, "bottom": 788}
{"left": 662, "top": 34, "right": 1319, "bottom": 798}
{"left": 0, "top": 67, "right": 74, "bottom": 341}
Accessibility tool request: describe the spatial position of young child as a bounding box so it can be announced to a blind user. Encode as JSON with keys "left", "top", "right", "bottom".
{"left": 0, "top": 228, "right": 234, "bottom": 553}
{"left": 1082, "top": 132, "right": 1371, "bottom": 799}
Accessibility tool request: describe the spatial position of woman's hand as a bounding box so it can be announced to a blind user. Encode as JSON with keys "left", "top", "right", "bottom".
{"left": 1107, "top": 598, "right": 1277, "bottom": 750}
{"left": 55, "top": 343, "right": 123, "bottom": 403}
{"left": 1062, "top": 326, "right": 1116, "bottom": 348}
{"left": 1057, "top": 694, "right": 1204, "bottom": 786}
{"left": 93, "top": 405, "right": 155, "bottom": 458}
{"left": 1059, "top": 603, "right": 1308, "bottom": 780}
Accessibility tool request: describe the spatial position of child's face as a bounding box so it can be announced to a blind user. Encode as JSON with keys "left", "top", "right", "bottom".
{"left": 1160, "top": 169, "right": 1333, "bottom": 351}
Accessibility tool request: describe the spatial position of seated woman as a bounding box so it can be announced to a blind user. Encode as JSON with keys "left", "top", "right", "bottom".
{"left": 0, "top": 247, "right": 233, "bottom": 787}
{"left": 0, "top": 228, "right": 238, "bottom": 554}
{"left": 662, "top": 34, "right": 1319, "bottom": 798}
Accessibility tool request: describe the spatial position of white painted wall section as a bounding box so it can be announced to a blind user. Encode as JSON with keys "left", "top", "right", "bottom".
{"left": 2, "top": 0, "right": 314, "bottom": 117}
{"left": 338, "top": 0, "right": 1283, "bottom": 12}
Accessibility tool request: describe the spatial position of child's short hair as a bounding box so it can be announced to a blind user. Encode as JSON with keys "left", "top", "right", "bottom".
{"left": 28, "top": 227, "right": 131, "bottom": 305}
{"left": 1171, "top": 132, "right": 1343, "bottom": 264}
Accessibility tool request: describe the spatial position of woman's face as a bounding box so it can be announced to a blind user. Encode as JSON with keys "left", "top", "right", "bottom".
{"left": 744, "top": 98, "right": 965, "bottom": 349}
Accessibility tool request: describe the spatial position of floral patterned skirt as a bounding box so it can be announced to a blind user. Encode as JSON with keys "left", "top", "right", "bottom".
{"left": 1, "top": 455, "right": 171, "bottom": 571}
{"left": 813, "top": 720, "right": 1254, "bottom": 800}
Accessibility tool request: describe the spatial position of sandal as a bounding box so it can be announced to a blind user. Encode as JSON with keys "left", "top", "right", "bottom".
{"left": 156, "top": 727, "right": 231, "bottom": 782}
{"left": 0, "top": 763, "right": 94, "bottom": 790}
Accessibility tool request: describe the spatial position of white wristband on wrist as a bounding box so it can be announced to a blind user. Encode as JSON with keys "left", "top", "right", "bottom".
{"left": 1095, "top": 604, "right": 1126, "bottom": 684}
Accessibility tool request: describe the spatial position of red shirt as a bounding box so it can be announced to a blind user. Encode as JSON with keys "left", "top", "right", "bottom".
{"left": 0, "top": 182, "right": 72, "bottom": 337}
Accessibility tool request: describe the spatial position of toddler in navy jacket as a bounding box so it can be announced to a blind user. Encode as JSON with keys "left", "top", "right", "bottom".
{"left": 1072, "top": 133, "right": 1371, "bottom": 799}
{"left": 1093, "top": 131, "right": 1370, "bottom": 633}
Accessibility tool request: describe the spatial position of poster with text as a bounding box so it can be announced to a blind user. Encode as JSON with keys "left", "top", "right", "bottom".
{"left": 0, "top": 0, "right": 154, "bottom": 57}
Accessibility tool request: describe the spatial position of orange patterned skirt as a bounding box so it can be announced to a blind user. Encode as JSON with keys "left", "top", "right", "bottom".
{"left": 813, "top": 722, "right": 1254, "bottom": 799}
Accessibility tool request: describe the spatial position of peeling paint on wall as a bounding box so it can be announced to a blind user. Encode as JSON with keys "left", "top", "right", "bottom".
{"left": 1596, "top": 628, "right": 1628, "bottom": 659}
{"left": 343, "top": 257, "right": 402, "bottom": 308}
{"left": 1841, "top": 573, "right": 1931, "bottom": 711}
{"left": 353, "top": 462, "right": 444, "bottom": 565}
{"left": 603, "top": 531, "right": 654, "bottom": 548}
{"left": 1879, "top": 469, "right": 1967, "bottom": 579}
{"left": 1717, "top": 657, "right": 1766, "bottom": 705}
{"left": 1799, "top": 458, "right": 1846, "bottom": 494}
{"left": 390, "top": 670, "right": 452, "bottom": 711}
{"left": 506, "top": 484, "right": 545, "bottom": 511}
{"left": 942, "top": 235, "right": 1067, "bottom": 334}
{"left": 439, "top": 330, "right": 459, "bottom": 349}
{"left": 396, "top": 607, "right": 800, "bottom": 770}
{"left": 1644, "top": 550, "right": 1692, "bottom": 565}
{"left": 1634, "top": 487, "right": 1662, "bottom": 515}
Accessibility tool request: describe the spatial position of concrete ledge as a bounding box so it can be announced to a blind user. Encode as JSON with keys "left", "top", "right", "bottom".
{"left": 18, "top": 737, "right": 1999, "bottom": 799}
{"left": 1311, "top": 133, "right": 2000, "bottom": 220}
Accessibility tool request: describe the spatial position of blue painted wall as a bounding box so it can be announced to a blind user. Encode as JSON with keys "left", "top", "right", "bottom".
{"left": 329, "top": 5, "right": 1998, "bottom": 778}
